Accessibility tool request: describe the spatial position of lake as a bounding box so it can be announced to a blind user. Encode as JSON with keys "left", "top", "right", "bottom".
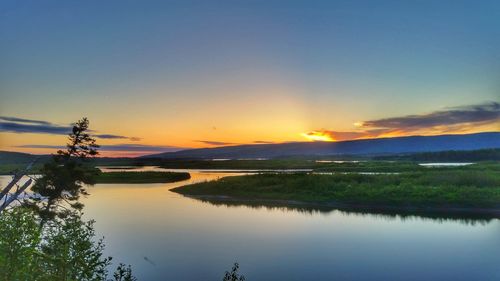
{"left": 2, "top": 168, "right": 500, "bottom": 280}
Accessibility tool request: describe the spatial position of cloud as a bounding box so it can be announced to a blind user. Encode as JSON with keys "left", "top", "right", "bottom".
{"left": 0, "top": 121, "right": 71, "bottom": 135}
{"left": 93, "top": 134, "right": 141, "bottom": 141}
{"left": 303, "top": 101, "right": 500, "bottom": 141}
{"left": 16, "top": 144, "right": 184, "bottom": 153}
{"left": 94, "top": 134, "right": 128, "bottom": 139}
{"left": 361, "top": 101, "right": 499, "bottom": 131}
{"left": 302, "top": 130, "right": 370, "bottom": 141}
{"left": 195, "top": 140, "right": 273, "bottom": 146}
{"left": 0, "top": 116, "right": 52, "bottom": 125}
{"left": 100, "top": 144, "right": 183, "bottom": 152}
{"left": 194, "top": 140, "right": 237, "bottom": 146}
{"left": 253, "top": 140, "right": 275, "bottom": 144}
{"left": 0, "top": 116, "right": 142, "bottom": 141}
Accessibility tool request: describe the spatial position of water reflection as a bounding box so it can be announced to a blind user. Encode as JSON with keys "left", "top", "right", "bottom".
{"left": 188, "top": 197, "right": 495, "bottom": 226}
{"left": 2, "top": 167, "right": 500, "bottom": 280}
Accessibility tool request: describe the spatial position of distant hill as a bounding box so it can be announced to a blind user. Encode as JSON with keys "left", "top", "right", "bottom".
{"left": 145, "top": 132, "right": 500, "bottom": 159}
{"left": 0, "top": 151, "right": 50, "bottom": 165}
{"left": 0, "top": 151, "right": 132, "bottom": 166}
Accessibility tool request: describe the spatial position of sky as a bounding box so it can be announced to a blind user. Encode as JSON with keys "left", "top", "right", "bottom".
{"left": 1, "top": 0, "right": 499, "bottom": 157}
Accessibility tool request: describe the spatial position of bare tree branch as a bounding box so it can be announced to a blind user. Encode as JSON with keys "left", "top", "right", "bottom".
{"left": 0, "top": 178, "right": 33, "bottom": 212}
{"left": 0, "top": 160, "right": 36, "bottom": 212}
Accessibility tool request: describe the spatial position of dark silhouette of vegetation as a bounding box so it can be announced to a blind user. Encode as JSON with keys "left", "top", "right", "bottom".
{"left": 95, "top": 171, "right": 190, "bottom": 184}
{"left": 374, "top": 148, "right": 500, "bottom": 161}
{"left": 223, "top": 263, "right": 246, "bottom": 281}
{"left": 28, "top": 118, "right": 100, "bottom": 221}
{"left": 113, "top": 263, "right": 137, "bottom": 281}
{"left": 0, "top": 118, "right": 137, "bottom": 280}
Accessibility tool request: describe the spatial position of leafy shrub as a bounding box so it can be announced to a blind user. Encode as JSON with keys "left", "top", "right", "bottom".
{"left": 0, "top": 208, "right": 136, "bottom": 281}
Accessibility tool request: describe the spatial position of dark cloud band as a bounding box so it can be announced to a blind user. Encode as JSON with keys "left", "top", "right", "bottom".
{"left": 0, "top": 116, "right": 141, "bottom": 141}
{"left": 194, "top": 140, "right": 237, "bottom": 146}
{"left": 16, "top": 144, "right": 184, "bottom": 152}
{"left": 304, "top": 101, "right": 500, "bottom": 141}
{"left": 0, "top": 116, "right": 52, "bottom": 125}
{"left": 0, "top": 122, "right": 71, "bottom": 135}
{"left": 362, "top": 102, "right": 499, "bottom": 129}
{"left": 93, "top": 134, "right": 141, "bottom": 141}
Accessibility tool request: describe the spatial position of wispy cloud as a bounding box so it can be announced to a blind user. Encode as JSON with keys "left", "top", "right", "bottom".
{"left": 194, "top": 140, "right": 237, "bottom": 146}
{"left": 303, "top": 101, "right": 500, "bottom": 141}
{"left": 195, "top": 140, "right": 275, "bottom": 146}
{"left": 0, "top": 121, "right": 71, "bottom": 135}
{"left": 0, "top": 116, "right": 52, "bottom": 125}
{"left": 17, "top": 144, "right": 184, "bottom": 153}
{"left": 361, "top": 102, "right": 499, "bottom": 131}
{"left": 93, "top": 134, "right": 141, "bottom": 141}
{"left": 253, "top": 140, "right": 275, "bottom": 144}
{"left": 0, "top": 116, "right": 141, "bottom": 141}
{"left": 94, "top": 134, "right": 128, "bottom": 139}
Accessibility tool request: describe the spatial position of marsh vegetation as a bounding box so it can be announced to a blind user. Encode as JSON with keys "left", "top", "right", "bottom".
{"left": 95, "top": 171, "right": 191, "bottom": 184}
{"left": 173, "top": 167, "right": 500, "bottom": 212}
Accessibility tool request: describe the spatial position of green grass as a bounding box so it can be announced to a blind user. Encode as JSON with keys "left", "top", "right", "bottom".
{"left": 313, "top": 161, "right": 424, "bottom": 173}
{"left": 0, "top": 164, "right": 44, "bottom": 175}
{"left": 374, "top": 148, "right": 500, "bottom": 161}
{"left": 157, "top": 159, "right": 500, "bottom": 173}
{"left": 172, "top": 170, "right": 500, "bottom": 208}
{"left": 95, "top": 171, "right": 191, "bottom": 183}
{"left": 313, "top": 161, "right": 500, "bottom": 173}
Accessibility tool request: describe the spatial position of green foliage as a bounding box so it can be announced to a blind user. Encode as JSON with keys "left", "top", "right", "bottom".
{"left": 222, "top": 263, "right": 245, "bottom": 281}
{"left": 374, "top": 148, "right": 500, "bottom": 161}
{"left": 0, "top": 208, "right": 41, "bottom": 281}
{"left": 0, "top": 208, "right": 137, "bottom": 281}
{"left": 0, "top": 163, "right": 44, "bottom": 176}
{"left": 313, "top": 161, "right": 424, "bottom": 173}
{"left": 40, "top": 215, "right": 110, "bottom": 280}
{"left": 173, "top": 170, "right": 500, "bottom": 208}
{"left": 95, "top": 171, "right": 191, "bottom": 184}
{"left": 113, "top": 263, "right": 137, "bottom": 281}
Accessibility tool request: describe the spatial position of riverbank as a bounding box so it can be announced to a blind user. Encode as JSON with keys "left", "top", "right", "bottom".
{"left": 172, "top": 171, "right": 500, "bottom": 215}
{"left": 95, "top": 171, "right": 191, "bottom": 183}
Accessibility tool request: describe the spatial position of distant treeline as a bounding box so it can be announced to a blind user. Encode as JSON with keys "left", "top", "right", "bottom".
{"left": 374, "top": 149, "right": 500, "bottom": 161}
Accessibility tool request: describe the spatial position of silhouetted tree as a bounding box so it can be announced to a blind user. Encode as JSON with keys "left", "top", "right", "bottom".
{"left": 29, "top": 117, "right": 100, "bottom": 221}
{"left": 223, "top": 263, "right": 246, "bottom": 281}
{"left": 113, "top": 263, "right": 137, "bottom": 281}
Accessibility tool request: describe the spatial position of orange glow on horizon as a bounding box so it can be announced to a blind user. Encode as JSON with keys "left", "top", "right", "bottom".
{"left": 300, "top": 132, "right": 335, "bottom": 142}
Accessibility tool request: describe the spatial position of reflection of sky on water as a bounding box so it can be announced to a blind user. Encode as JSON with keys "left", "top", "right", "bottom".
{"left": 1, "top": 167, "right": 499, "bottom": 281}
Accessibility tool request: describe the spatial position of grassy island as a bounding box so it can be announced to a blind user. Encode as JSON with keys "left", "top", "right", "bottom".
{"left": 172, "top": 170, "right": 500, "bottom": 212}
{"left": 95, "top": 171, "right": 191, "bottom": 184}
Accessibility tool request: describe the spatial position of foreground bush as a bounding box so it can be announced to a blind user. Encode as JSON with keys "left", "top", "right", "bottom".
{"left": 0, "top": 208, "right": 135, "bottom": 281}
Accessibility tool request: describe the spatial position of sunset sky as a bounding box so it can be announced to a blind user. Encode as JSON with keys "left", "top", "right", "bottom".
{"left": 1, "top": 0, "right": 499, "bottom": 156}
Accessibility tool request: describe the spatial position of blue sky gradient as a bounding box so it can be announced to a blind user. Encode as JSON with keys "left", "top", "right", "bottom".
{"left": 1, "top": 0, "right": 499, "bottom": 155}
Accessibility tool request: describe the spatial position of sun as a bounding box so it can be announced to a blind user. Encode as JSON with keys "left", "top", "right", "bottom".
{"left": 301, "top": 132, "right": 335, "bottom": 142}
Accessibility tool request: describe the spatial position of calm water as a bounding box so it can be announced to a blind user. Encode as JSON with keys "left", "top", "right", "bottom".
{"left": 2, "top": 168, "right": 499, "bottom": 280}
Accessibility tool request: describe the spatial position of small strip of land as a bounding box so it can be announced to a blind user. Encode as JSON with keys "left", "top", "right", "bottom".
{"left": 172, "top": 171, "right": 500, "bottom": 214}
{"left": 95, "top": 171, "right": 190, "bottom": 184}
